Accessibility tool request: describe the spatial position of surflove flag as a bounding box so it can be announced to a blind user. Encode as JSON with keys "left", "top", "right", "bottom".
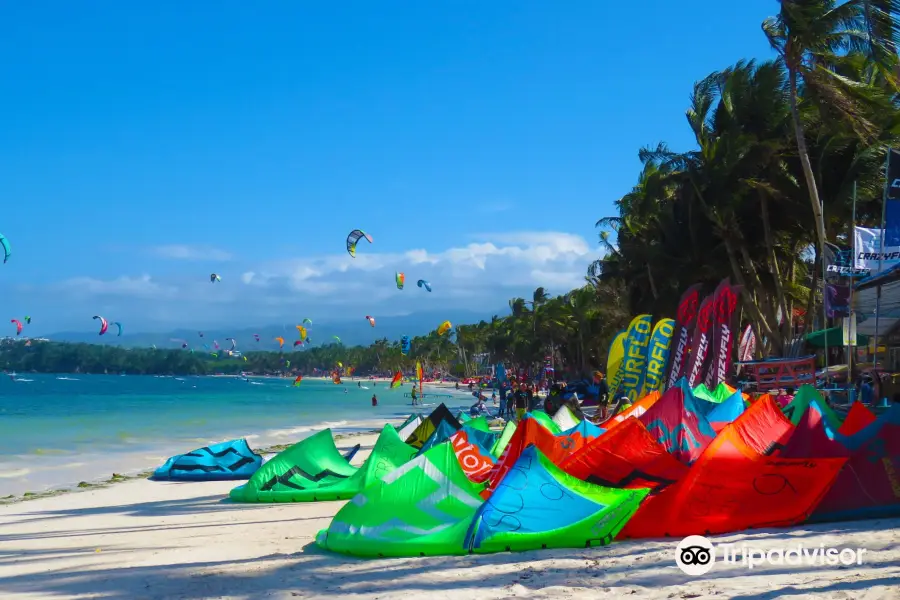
{"left": 606, "top": 330, "right": 628, "bottom": 396}
{"left": 705, "top": 279, "right": 740, "bottom": 389}
{"left": 638, "top": 318, "right": 675, "bottom": 398}
{"left": 666, "top": 284, "right": 702, "bottom": 390}
{"left": 619, "top": 314, "right": 654, "bottom": 403}
{"left": 686, "top": 293, "right": 715, "bottom": 388}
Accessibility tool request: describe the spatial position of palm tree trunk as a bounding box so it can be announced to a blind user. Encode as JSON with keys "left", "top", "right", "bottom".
{"left": 788, "top": 67, "right": 828, "bottom": 277}
{"left": 646, "top": 263, "right": 659, "bottom": 300}
{"left": 723, "top": 238, "right": 779, "bottom": 345}
{"left": 760, "top": 192, "right": 791, "bottom": 340}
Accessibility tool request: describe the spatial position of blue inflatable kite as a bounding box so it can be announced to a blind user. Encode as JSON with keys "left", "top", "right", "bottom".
{"left": 150, "top": 439, "right": 263, "bottom": 481}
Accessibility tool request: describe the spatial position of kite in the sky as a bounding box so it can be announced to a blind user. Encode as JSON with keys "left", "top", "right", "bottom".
{"left": 346, "top": 229, "right": 373, "bottom": 258}
{"left": 0, "top": 233, "right": 10, "bottom": 264}
{"left": 332, "top": 335, "right": 342, "bottom": 344}
{"left": 113, "top": 321, "right": 123, "bottom": 336}
{"left": 24, "top": 316, "right": 31, "bottom": 325}
{"left": 296, "top": 325, "right": 307, "bottom": 340}
{"left": 302, "top": 318, "right": 312, "bottom": 325}
{"left": 210, "top": 273, "right": 221, "bottom": 283}
{"left": 365, "top": 315, "right": 375, "bottom": 327}
{"left": 10, "top": 319, "right": 22, "bottom": 336}
{"left": 93, "top": 315, "right": 109, "bottom": 336}
{"left": 417, "top": 279, "right": 432, "bottom": 292}
{"left": 437, "top": 320, "right": 451, "bottom": 336}
{"left": 275, "top": 336, "right": 285, "bottom": 349}
{"left": 396, "top": 272, "right": 405, "bottom": 290}
{"left": 400, "top": 335, "right": 411, "bottom": 356}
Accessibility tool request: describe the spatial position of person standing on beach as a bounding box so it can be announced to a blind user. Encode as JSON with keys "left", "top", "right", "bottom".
{"left": 514, "top": 385, "right": 527, "bottom": 420}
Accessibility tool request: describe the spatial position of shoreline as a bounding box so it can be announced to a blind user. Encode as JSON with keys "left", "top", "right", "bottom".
{"left": 0, "top": 381, "right": 468, "bottom": 505}
{"left": 0, "top": 427, "right": 383, "bottom": 506}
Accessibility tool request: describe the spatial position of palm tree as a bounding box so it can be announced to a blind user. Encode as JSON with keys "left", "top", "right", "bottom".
{"left": 762, "top": 0, "right": 900, "bottom": 289}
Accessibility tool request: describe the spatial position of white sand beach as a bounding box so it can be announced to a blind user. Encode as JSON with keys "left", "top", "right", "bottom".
{"left": 1, "top": 431, "right": 898, "bottom": 600}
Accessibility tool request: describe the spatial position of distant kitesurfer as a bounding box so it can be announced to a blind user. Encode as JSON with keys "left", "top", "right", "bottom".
{"left": 371, "top": 394, "right": 378, "bottom": 407}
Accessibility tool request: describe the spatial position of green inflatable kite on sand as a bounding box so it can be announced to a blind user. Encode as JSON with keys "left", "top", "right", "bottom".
{"left": 230, "top": 424, "right": 415, "bottom": 503}
{"left": 316, "top": 441, "right": 486, "bottom": 557}
{"left": 316, "top": 443, "right": 650, "bottom": 557}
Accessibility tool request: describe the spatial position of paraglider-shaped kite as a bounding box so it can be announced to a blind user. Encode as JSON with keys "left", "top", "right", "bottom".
{"left": 10, "top": 319, "right": 22, "bottom": 336}
{"left": 253, "top": 333, "right": 260, "bottom": 342}
{"left": 226, "top": 338, "right": 237, "bottom": 351}
{"left": 198, "top": 331, "right": 204, "bottom": 338}
{"left": 24, "top": 316, "right": 31, "bottom": 325}
{"left": 302, "top": 318, "right": 312, "bottom": 326}
{"left": 400, "top": 335, "right": 411, "bottom": 356}
{"left": 93, "top": 315, "right": 109, "bottom": 336}
{"left": 0, "top": 233, "right": 10, "bottom": 264}
{"left": 437, "top": 320, "right": 451, "bottom": 336}
{"left": 395, "top": 272, "right": 405, "bottom": 290}
{"left": 332, "top": 335, "right": 342, "bottom": 344}
{"left": 296, "top": 325, "right": 307, "bottom": 340}
{"left": 293, "top": 340, "right": 303, "bottom": 347}
{"left": 275, "top": 336, "right": 285, "bottom": 349}
{"left": 346, "top": 230, "right": 373, "bottom": 258}
{"left": 365, "top": 315, "right": 375, "bottom": 327}
{"left": 210, "top": 273, "right": 221, "bottom": 283}
{"left": 113, "top": 322, "right": 123, "bottom": 336}
{"left": 417, "top": 279, "right": 432, "bottom": 292}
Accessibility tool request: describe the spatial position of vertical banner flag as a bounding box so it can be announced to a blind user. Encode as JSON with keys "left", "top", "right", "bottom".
{"left": 737, "top": 324, "right": 756, "bottom": 363}
{"left": 619, "top": 314, "right": 654, "bottom": 403}
{"left": 686, "top": 294, "right": 715, "bottom": 388}
{"left": 606, "top": 330, "right": 627, "bottom": 396}
{"left": 416, "top": 360, "right": 424, "bottom": 395}
{"left": 842, "top": 314, "right": 858, "bottom": 346}
{"left": 638, "top": 318, "right": 675, "bottom": 398}
{"left": 705, "top": 280, "right": 740, "bottom": 388}
{"left": 887, "top": 147, "right": 900, "bottom": 229}
{"left": 665, "top": 284, "right": 703, "bottom": 389}
{"left": 824, "top": 284, "right": 850, "bottom": 318}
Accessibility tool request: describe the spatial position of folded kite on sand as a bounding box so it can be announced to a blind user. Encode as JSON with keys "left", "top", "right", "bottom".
{"left": 229, "top": 425, "right": 413, "bottom": 502}
{"left": 150, "top": 439, "right": 263, "bottom": 482}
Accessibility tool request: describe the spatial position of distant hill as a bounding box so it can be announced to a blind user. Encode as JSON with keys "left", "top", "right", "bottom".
{"left": 43, "top": 308, "right": 499, "bottom": 350}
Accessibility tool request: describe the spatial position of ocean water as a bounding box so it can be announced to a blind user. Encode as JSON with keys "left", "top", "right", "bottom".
{"left": 0, "top": 374, "right": 472, "bottom": 496}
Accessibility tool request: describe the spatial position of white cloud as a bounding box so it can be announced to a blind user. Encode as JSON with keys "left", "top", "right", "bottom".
{"left": 36, "top": 232, "right": 595, "bottom": 327}
{"left": 150, "top": 244, "right": 232, "bottom": 261}
{"left": 246, "top": 231, "right": 592, "bottom": 300}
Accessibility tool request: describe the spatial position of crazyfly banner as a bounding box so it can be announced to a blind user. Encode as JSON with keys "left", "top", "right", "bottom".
{"left": 619, "top": 314, "right": 654, "bottom": 403}
{"left": 638, "top": 318, "right": 675, "bottom": 398}
{"left": 666, "top": 284, "right": 703, "bottom": 390}
{"left": 854, "top": 226, "right": 900, "bottom": 273}
{"left": 704, "top": 279, "right": 740, "bottom": 389}
{"left": 686, "top": 293, "right": 715, "bottom": 388}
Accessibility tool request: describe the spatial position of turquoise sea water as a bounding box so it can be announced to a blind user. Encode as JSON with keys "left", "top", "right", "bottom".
{"left": 0, "top": 374, "right": 469, "bottom": 496}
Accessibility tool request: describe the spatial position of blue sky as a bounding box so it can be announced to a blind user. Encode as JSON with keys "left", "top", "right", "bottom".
{"left": 0, "top": 1, "right": 775, "bottom": 334}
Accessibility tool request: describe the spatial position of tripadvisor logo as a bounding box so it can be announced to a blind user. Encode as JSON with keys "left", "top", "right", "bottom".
{"left": 676, "top": 535, "right": 715, "bottom": 576}
{"left": 675, "top": 535, "right": 868, "bottom": 576}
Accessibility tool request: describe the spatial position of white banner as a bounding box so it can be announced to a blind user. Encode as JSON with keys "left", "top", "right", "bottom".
{"left": 854, "top": 227, "right": 900, "bottom": 273}
{"left": 842, "top": 315, "right": 857, "bottom": 346}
